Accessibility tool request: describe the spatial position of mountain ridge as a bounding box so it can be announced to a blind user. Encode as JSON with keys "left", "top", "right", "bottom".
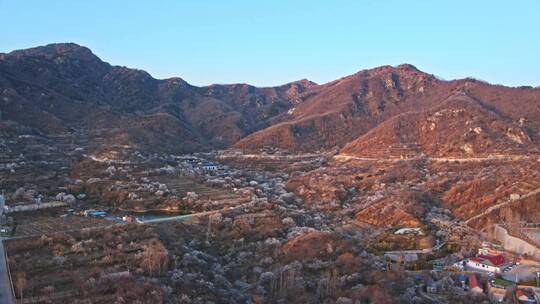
{"left": 0, "top": 43, "right": 314, "bottom": 152}
{"left": 236, "top": 65, "right": 540, "bottom": 153}
{"left": 2, "top": 43, "right": 540, "bottom": 156}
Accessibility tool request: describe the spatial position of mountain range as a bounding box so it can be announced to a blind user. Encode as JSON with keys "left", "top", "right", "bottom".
{"left": 2, "top": 43, "right": 539, "bottom": 156}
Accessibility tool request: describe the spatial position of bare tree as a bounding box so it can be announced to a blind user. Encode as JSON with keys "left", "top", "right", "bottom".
{"left": 15, "top": 272, "right": 27, "bottom": 304}
{"left": 139, "top": 240, "right": 169, "bottom": 276}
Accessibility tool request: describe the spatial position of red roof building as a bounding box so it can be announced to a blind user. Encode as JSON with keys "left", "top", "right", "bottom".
{"left": 467, "top": 254, "right": 506, "bottom": 273}
{"left": 470, "top": 254, "right": 505, "bottom": 266}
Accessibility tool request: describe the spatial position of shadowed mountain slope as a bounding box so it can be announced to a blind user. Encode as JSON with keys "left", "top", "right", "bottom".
{"left": 0, "top": 43, "right": 311, "bottom": 153}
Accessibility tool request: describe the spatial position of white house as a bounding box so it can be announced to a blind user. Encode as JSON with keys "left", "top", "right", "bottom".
{"left": 394, "top": 227, "right": 424, "bottom": 235}
{"left": 466, "top": 254, "right": 506, "bottom": 273}
{"left": 202, "top": 163, "right": 218, "bottom": 171}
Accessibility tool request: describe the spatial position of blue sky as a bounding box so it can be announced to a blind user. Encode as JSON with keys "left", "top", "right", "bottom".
{"left": 1, "top": 0, "right": 539, "bottom": 87}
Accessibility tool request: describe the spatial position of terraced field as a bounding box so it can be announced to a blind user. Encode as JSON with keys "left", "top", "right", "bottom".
{"left": 5, "top": 224, "right": 165, "bottom": 303}
{"left": 216, "top": 151, "right": 326, "bottom": 172}
{"left": 159, "top": 175, "right": 240, "bottom": 201}
{"left": 11, "top": 216, "right": 112, "bottom": 238}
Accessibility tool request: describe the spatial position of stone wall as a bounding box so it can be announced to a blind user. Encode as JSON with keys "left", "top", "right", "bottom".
{"left": 522, "top": 228, "right": 540, "bottom": 247}
{"left": 493, "top": 225, "right": 540, "bottom": 258}
{"left": 4, "top": 201, "right": 67, "bottom": 213}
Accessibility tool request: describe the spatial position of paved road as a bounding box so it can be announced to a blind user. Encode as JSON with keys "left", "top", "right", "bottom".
{"left": 137, "top": 214, "right": 194, "bottom": 223}
{"left": 138, "top": 202, "right": 253, "bottom": 224}
{"left": 0, "top": 196, "right": 14, "bottom": 304}
{"left": 0, "top": 240, "right": 14, "bottom": 304}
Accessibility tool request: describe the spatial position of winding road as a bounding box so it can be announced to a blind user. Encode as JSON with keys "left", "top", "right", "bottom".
{"left": 464, "top": 186, "right": 540, "bottom": 224}
{"left": 335, "top": 153, "right": 538, "bottom": 163}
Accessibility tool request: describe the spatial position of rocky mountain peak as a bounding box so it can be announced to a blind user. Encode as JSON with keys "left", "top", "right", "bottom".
{"left": 6, "top": 43, "right": 99, "bottom": 63}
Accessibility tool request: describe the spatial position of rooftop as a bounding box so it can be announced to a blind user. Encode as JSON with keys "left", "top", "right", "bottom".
{"left": 470, "top": 254, "right": 505, "bottom": 266}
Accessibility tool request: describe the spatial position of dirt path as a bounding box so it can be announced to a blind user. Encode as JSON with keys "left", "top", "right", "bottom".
{"left": 384, "top": 242, "right": 446, "bottom": 255}
{"left": 464, "top": 186, "right": 540, "bottom": 225}
{"left": 335, "top": 153, "right": 538, "bottom": 163}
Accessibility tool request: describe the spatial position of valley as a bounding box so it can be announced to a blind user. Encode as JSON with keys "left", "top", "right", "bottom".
{"left": 0, "top": 43, "right": 539, "bottom": 303}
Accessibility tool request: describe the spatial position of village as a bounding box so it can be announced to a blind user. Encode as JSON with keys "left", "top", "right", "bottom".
{"left": 0, "top": 131, "right": 540, "bottom": 303}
